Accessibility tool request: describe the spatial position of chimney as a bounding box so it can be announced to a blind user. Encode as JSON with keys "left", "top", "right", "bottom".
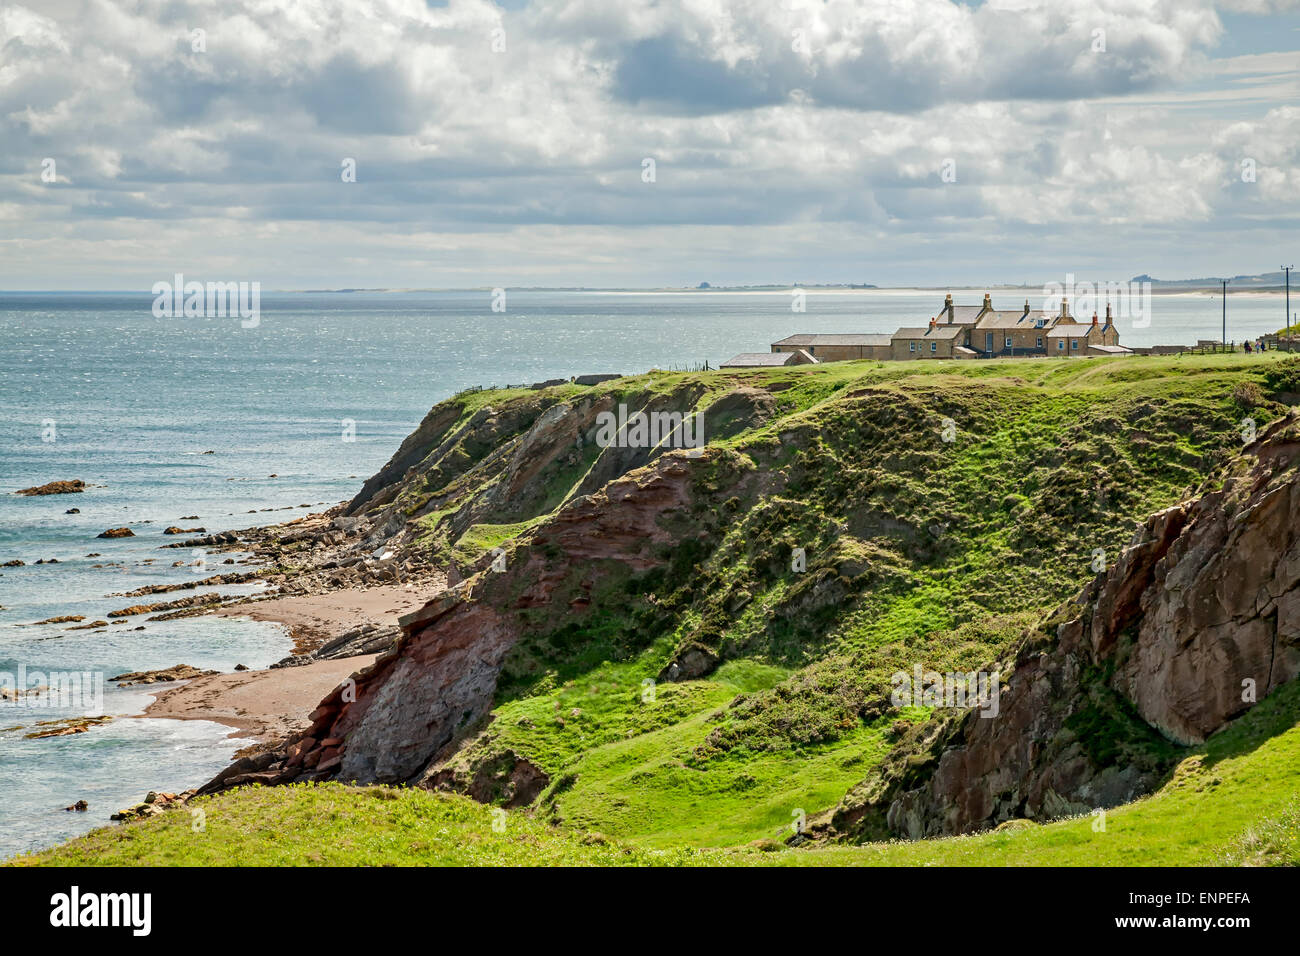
{"left": 1105, "top": 303, "right": 1112, "bottom": 324}
{"left": 929, "top": 317, "right": 936, "bottom": 329}
{"left": 944, "top": 293, "right": 954, "bottom": 324}
{"left": 1061, "top": 297, "right": 1069, "bottom": 320}
{"left": 1092, "top": 312, "right": 1099, "bottom": 326}
{"left": 1023, "top": 299, "right": 1030, "bottom": 316}
{"left": 982, "top": 293, "right": 992, "bottom": 311}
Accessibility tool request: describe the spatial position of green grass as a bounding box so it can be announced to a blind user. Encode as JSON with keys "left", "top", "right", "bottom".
{"left": 17, "top": 679, "right": 1299, "bottom": 866}
{"left": 20, "top": 353, "right": 1300, "bottom": 866}
{"left": 12, "top": 783, "right": 699, "bottom": 867}
{"left": 450, "top": 518, "right": 548, "bottom": 564}
{"left": 389, "top": 353, "right": 1300, "bottom": 851}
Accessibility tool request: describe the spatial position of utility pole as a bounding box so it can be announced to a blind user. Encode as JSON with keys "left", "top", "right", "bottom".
{"left": 1222, "top": 278, "right": 1229, "bottom": 349}
{"left": 1284, "top": 265, "right": 1293, "bottom": 332}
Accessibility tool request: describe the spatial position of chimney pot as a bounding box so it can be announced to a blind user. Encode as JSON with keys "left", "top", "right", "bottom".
{"left": 983, "top": 293, "right": 992, "bottom": 309}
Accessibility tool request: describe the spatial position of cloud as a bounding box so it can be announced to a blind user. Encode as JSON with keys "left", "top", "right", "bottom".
{"left": 566, "top": 0, "right": 1223, "bottom": 113}
{"left": 0, "top": 0, "right": 1295, "bottom": 287}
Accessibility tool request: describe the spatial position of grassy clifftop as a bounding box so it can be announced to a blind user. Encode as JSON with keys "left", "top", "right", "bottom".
{"left": 18, "top": 678, "right": 1300, "bottom": 866}
{"left": 19, "top": 352, "right": 1300, "bottom": 864}
{"left": 396, "top": 353, "right": 1290, "bottom": 848}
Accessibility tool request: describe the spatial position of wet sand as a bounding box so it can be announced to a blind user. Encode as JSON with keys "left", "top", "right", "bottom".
{"left": 143, "top": 655, "right": 377, "bottom": 742}
{"left": 214, "top": 582, "right": 435, "bottom": 652}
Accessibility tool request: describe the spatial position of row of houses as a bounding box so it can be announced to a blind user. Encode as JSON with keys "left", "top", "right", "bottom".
{"left": 722, "top": 294, "right": 1130, "bottom": 368}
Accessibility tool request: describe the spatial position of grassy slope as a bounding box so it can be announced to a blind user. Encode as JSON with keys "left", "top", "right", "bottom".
{"left": 443, "top": 353, "right": 1289, "bottom": 847}
{"left": 18, "top": 353, "right": 1300, "bottom": 866}
{"left": 18, "top": 680, "right": 1300, "bottom": 867}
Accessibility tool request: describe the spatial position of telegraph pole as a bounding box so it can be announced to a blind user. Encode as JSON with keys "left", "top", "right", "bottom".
{"left": 1284, "top": 265, "right": 1293, "bottom": 331}
{"left": 1222, "top": 278, "right": 1229, "bottom": 348}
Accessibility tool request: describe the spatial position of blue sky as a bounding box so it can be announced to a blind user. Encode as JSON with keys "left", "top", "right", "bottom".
{"left": 1, "top": 0, "right": 1297, "bottom": 289}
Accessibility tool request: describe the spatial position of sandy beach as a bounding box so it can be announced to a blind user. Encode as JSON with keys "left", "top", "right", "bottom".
{"left": 215, "top": 582, "right": 435, "bottom": 652}
{"left": 141, "top": 583, "right": 438, "bottom": 744}
{"left": 143, "top": 655, "right": 377, "bottom": 742}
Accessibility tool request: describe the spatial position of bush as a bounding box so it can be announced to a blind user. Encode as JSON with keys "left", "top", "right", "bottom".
{"left": 1232, "top": 381, "right": 1265, "bottom": 410}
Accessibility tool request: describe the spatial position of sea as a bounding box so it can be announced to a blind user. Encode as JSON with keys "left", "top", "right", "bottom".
{"left": 0, "top": 288, "right": 1290, "bottom": 858}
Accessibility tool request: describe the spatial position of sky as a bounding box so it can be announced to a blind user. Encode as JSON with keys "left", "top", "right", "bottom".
{"left": 1, "top": 0, "right": 1298, "bottom": 290}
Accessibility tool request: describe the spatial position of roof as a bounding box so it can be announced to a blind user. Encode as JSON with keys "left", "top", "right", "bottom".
{"left": 893, "top": 325, "right": 965, "bottom": 340}
{"left": 974, "top": 309, "right": 1033, "bottom": 329}
{"left": 721, "top": 352, "right": 799, "bottom": 367}
{"left": 933, "top": 305, "right": 985, "bottom": 325}
{"left": 771, "top": 333, "right": 892, "bottom": 347}
{"left": 924, "top": 325, "right": 965, "bottom": 339}
{"left": 1088, "top": 344, "right": 1131, "bottom": 353}
{"left": 1047, "top": 325, "right": 1093, "bottom": 338}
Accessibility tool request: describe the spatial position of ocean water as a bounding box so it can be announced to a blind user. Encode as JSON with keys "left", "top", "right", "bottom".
{"left": 0, "top": 288, "right": 1289, "bottom": 858}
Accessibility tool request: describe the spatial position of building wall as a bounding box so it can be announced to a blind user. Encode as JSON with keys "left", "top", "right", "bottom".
{"left": 979, "top": 326, "right": 1050, "bottom": 354}
{"left": 891, "top": 338, "right": 926, "bottom": 359}
{"left": 890, "top": 336, "right": 961, "bottom": 359}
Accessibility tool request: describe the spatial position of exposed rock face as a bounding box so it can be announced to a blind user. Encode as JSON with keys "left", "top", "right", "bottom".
{"left": 16, "top": 480, "right": 85, "bottom": 496}
{"left": 160, "top": 530, "right": 238, "bottom": 548}
{"left": 1109, "top": 465, "right": 1300, "bottom": 744}
{"left": 107, "top": 593, "right": 226, "bottom": 618}
{"left": 97, "top": 527, "right": 134, "bottom": 538}
{"left": 422, "top": 748, "right": 550, "bottom": 808}
{"left": 346, "top": 401, "right": 463, "bottom": 515}
{"left": 110, "top": 664, "right": 218, "bottom": 685}
{"left": 202, "top": 449, "right": 708, "bottom": 792}
{"left": 333, "top": 452, "right": 701, "bottom": 784}
{"left": 835, "top": 414, "right": 1300, "bottom": 840}
{"left": 270, "top": 623, "right": 400, "bottom": 668}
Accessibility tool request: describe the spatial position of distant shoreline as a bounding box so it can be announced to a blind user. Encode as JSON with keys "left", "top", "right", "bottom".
{"left": 3, "top": 286, "right": 1291, "bottom": 296}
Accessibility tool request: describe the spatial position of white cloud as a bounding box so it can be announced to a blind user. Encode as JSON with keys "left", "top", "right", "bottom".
{"left": 0, "top": 0, "right": 1295, "bottom": 287}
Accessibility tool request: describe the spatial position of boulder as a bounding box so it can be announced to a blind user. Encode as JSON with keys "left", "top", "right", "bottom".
{"left": 16, "top": 480, "right": 85, "bottom": 496}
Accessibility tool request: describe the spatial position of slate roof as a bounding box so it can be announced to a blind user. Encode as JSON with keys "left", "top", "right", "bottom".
{"left": 722, "top": 352, "right": 800, "bottom": 367}
{"left": 974, "top": 309, "right": 1033, "bottom": 329}
{"left": 771, "top": 333, "right": 892, "bottom": 347}
{"left": 933, "top": 305, "right": 985, "bottom": 325}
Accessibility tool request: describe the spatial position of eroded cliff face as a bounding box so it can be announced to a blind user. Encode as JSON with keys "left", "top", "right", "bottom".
{"left": 835, "top": 414, "right": 1300, "bottom": 840}
{"left": 334, "top": 383, "right": 774, "bottom": 573}
{"left": 245, "top": 450, "right": 712, "bottom": 786}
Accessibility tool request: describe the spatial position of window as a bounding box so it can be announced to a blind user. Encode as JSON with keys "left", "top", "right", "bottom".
{"left": 1071, "top": 340, "right": 1079, "bottom": 350}
{"left": 909, "top": 342, "right": 916, "bottom": 352}
{"left": 1036, "top": 337, "right": 1043, "bottom": 347}
{"left": 1005, "top": 337, "right": 1013, "bottom": 348}
{"left": 809, "top": 346, "right": 815, "bottom": 354}
{"left": 931, "top": 342, "right": 937, "bottom": 352}
{"left": 1057, "top": 341, "right": 1064, "bottom": 350}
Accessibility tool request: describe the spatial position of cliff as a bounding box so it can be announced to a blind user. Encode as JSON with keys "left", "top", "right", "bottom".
{"left": 195, "top": 355, "right": 1300, "bottom": 850}
{"left": 833, "top": 412, "right": 1300, "bottom": 840}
